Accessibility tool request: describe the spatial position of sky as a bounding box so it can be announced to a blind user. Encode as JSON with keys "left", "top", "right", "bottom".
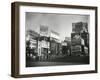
{"left": 25, "top": 12, "right": 89, "bottom": 41}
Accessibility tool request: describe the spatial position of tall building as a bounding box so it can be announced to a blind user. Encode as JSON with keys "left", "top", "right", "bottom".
{"left": 50, "top": 30, "right": 61, "bottom": 55}
{"left": 71, "top": 22, "right": 89, "bottom": 56}
{"left": 26, "top": 30, "right": 39, "bottom": 57}
{"left": 38, "top": 25, "right": 50, "bottom": 59}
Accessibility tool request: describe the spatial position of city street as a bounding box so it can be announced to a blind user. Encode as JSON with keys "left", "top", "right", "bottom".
{"left": 26, "top": 56, "right": 89, "bottom": 67}
{"left": 26, "top": 62, "right": 84, "bottom": 67}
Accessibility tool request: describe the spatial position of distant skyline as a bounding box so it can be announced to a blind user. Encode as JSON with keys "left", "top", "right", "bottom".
{"left": 25, "top": 12, "right": 89, "bottom": 41}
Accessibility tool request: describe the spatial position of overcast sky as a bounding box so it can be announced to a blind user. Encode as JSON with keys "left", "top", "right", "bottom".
{"left": 25, "top": 12, "right": 89, "bottom": 41}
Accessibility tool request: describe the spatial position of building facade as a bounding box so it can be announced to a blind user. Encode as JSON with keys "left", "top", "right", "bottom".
{"left": 50, "top": 30, "right": 61, "bottom": 56}
{"left": 26, "top": 30, "right": 39, "bottom": 59}
{"left": 38, "top": 25, "right": 50, "bottom": 60}
{"left": 71, "top": 22, "right": 89, "bottom": 56}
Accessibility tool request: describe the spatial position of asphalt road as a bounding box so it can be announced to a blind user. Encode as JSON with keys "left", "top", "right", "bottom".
{"left": 26, "top": 61, "right": 85, "bottom": 67}
{"left": 26, "top": 56, "right": 89, "bottom": 67}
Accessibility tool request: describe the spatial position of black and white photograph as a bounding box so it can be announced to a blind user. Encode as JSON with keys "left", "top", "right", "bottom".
{"left": 11, "top": 2, "right": 97, "bottom": 77}
{"left": 25, "top": 12, "right": 90, "bottom": 67}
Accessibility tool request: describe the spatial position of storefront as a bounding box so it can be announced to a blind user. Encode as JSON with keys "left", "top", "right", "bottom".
{"left": 38, "top": 36, "right": 50, "bottom": 60}
{"left": 26, "top": 30, "right": 39, "bottom": 59}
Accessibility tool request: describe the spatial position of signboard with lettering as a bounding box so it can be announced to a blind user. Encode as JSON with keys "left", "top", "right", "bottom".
{"left": 40, "top": 25, "right": 49, "bottom": 36}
